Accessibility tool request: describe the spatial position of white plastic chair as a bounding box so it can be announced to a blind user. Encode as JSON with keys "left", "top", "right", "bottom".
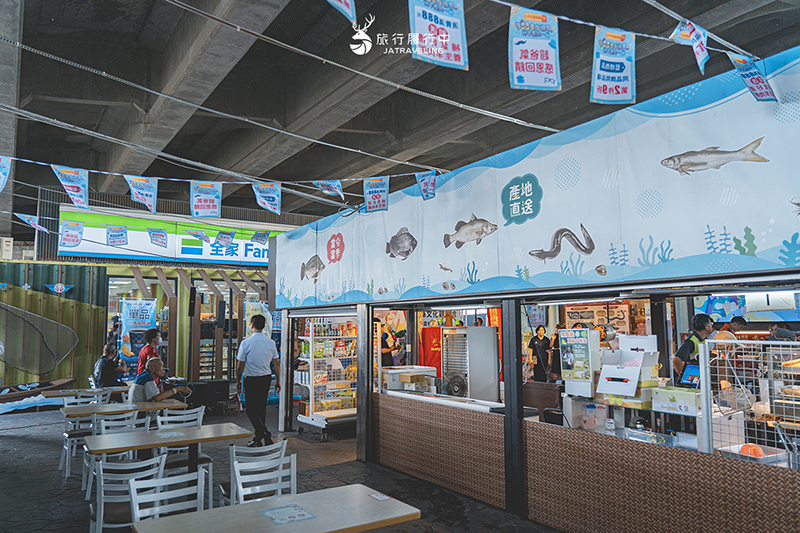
{"left": 156, "top": 406, "right": 213, "bottom": 508}
{"left": 83, "top": 410, "right": 144, "bottom": 501}
{"left": 89, "top": 454, "right": 166, "bottom": 533}
{"left": 78, "top": 389, "right": 113, "bottom": 404}
{"left": 129, "top": 470, "right": 205, "bottom": 522}
{"left": 59, "top": 396, "right": 97, "bottom": 478}
{"left": 219, "top": 439, "right": 287, "bottom": 506}
{"left": 233, "top": 454, "right": 297, "bottom": 504}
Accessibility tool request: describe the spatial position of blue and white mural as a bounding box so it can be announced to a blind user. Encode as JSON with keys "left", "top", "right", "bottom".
{"left": 273, "top": 45, "right": 800, "bottom": 309}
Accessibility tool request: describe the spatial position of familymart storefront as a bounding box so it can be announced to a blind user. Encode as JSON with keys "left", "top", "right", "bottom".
{"left": 53, "top": 206, "right": 293, "bottom": 385}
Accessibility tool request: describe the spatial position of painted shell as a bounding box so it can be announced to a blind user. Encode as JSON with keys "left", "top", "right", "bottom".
{"left": 595, "top": 264, "right": 607, "bottom": 276}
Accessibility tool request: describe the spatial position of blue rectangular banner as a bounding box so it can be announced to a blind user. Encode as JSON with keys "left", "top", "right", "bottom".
{"left": 408, "top": 0, "right": 468, "bottom": 70}
{"left": 253, "top": 183, "right": 281, "bottom": 214}
{"left": 191, "top": 181, "right": 222, "bottom": 218}
{"left": 363, "top": 176, "right": 389, "bottom": 212}
{"left": 508, "top": 7, "right": 561, "bottom": 91}
{"left": 590, "top": 27, "right": 635, "bottom": 105}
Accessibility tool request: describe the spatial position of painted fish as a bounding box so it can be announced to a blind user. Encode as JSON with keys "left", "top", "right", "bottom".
{"left": 595, "top": 265, "right": 607, "bottom": 276}
{"left": 300, "top": 254, "right": 325, "bottom": 284}
{"left": 660, "top": 137, "right": 768, "bottom": 175}
{"left": 530, "top": 224, "right": 595, "bottom": 262}
{"left": 443, "top": 213, "right": 498, "bottom": 249}
{"left": 439, "top": 263, "right": 453, "bottom": 272}
{"left": 386, "top": 227, "right": 418, "bottom": 260}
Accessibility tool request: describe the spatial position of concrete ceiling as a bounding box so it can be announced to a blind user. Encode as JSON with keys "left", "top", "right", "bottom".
{"left": 9, "top": 0, "right": 800, "bottom": 235}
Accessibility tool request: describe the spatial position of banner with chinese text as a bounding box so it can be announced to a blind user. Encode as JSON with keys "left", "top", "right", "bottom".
{"left": 106, "top": 225, "right": 128, "bottom": 247}
{"left": 363, "top": 176, "right": 389, "bottom": 212}
{"left": 408, "top": 0, "right": 468, "bottom": 70}
{"left": 327, "top": 0, "right": 356, "bottom": 24}
{"left": 508, "top": 7, "right": 561, "bottom": 91}
{"left": 415, "top": 170, "right": 437, "bottom": 200}
{"left": 51, "top": 165, "right": 89, "bottom": 209}
{"left": 590, "top": 27, "right": 635, "bottom": 105}
{"left": 191, "top": 181, "right": 222, "bottom": 218}
{"left": 60, "top": 221, "right": 84, "bottom": 248}
{"left": 15, "top": 213, "right": 48, "bottom": 233}
{"left": 124, "top": 175, "right": 158, "bottom": 214}
{"left": 252, "top": 183, "right": 281, "bottom": 214}
{"left": 312, "top": 180, "right": 345, "bottom": 200}
{"left": 728, "top": 53, "right": 777, "bottom": 102}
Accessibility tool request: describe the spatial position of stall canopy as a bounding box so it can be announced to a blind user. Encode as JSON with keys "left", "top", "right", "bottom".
{"left": 271, "top": 45, "right": 800, "bottom": 310}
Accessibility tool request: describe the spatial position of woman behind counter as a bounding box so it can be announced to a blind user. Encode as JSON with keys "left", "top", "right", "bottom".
{"left": 528, "top": 325, "right": 551, "bottom": 382}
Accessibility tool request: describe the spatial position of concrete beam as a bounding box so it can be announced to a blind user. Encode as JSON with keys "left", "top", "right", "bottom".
{"left": 99, "top": 0, "right": 291, "bottom": 191}
{"left": 205, "top": 0, "right": 514, "bottom": 192}
{"left": 0, "top": 0, "right": 22, "bottom": 236}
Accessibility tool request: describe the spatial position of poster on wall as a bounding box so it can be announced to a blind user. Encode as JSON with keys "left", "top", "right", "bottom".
{"left": 508, "top": 7, "right": 561, "bottom": 91}
{"left": 118, "top": 299, "right": 157, "bottom": 375}
{"left": 271, "top": 45, "right": 800, "bottom": 311}
{"left": 525, "top": 304, "right": 545, "bottom": 328}
{"left": 559, "top": 329, "right": 591, "bottom": 381}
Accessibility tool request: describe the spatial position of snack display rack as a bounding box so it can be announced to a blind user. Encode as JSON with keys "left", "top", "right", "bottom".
{"left": 295, "top": 317, "right": 358, "bottom": 440}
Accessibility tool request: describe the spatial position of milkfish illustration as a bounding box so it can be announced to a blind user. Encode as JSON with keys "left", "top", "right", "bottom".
{"left": 660, "top": 137, "right": 768, "bottom": 175}
{"left": 386, "top": 227, "right": 418, "bottom": 260}
{"left": 300, "top": 254, "right": 326, "bottom": 284}
{"left": 530, "top": 224, "right": 595, "bottom": 262}
{"left": 443, "top": 213, "right": 498, "bottom": 249}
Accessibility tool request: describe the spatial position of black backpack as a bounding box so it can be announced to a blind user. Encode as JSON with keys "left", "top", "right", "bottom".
{"left": 93, "top": 357, "right": 104, "bottom": 387}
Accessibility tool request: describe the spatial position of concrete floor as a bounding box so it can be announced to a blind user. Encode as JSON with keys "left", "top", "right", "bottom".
{"left": 0, "top": 404, "right": 562, "bottom": 532}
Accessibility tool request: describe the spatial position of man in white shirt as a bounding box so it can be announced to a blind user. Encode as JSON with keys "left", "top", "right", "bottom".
{"left": 236, "top": 314, "right": 281, "bottom": 447}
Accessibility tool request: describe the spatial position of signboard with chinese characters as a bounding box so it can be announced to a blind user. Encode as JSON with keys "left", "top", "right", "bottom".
{"left": 51, "top": 165, "right": 89, "bottom": 209}
{"left": 408, "top": 0, "right": 468, "bottom": 70}
{"left": 363, "top": 176, "right": 389, "bottom": 212}
{"left": 508, "top": 7, "right": 561, "bottom": 91}
{"left": 415, "top": 170, "right": 437, "bottom": 200}
{"left": 191, "top": 181, "right": 222, "bottom": 218}
{"left": 501, "top": 173, "right": 543, "bottom": 225}
{"left": 727, "top": 53, "right": 777, "bottom": 102}
{"left": 57, "top": 205, "right": 291, "bottom": 266}
{"left": 559, "top": 329, "right": 592, "bottom": 381}
{"left": 590, "top": 27, "right": 635, "bottom": 105}
{"left": 253, "top": 183, "right": 281, "bottom": 214}
{"left": 124, "top": 175, "right": 158, "bottom": 214}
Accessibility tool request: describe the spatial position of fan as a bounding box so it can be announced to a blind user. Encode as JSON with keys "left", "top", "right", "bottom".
{"left": 442, "top": 371, "right": 468, "bottom": 397}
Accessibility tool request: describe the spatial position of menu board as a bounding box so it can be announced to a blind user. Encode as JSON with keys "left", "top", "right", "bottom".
{"left": 564, "top": 302, "right": 631, "bottom": 334}
{"left": 559, "top": 328, "right": 592, "bottom": 381}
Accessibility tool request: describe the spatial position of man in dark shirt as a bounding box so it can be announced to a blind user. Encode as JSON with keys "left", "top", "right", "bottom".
{"left": 94, "top": 343, "right": 127, "bottom": 388}
{"left": 673, "top": 313, "right": 714, "bottom": 381}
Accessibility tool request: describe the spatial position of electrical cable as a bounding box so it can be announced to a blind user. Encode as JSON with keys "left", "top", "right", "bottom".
{"left": 0, "top": 36, "right": 446, "bottom": 176}
{"left": 162, "top": 0, "right": 560, "bottom": 134}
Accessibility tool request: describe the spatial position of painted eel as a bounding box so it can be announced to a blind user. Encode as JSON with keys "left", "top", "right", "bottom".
{"left": 529, "top": 224, "right": 595, "bottom": 261}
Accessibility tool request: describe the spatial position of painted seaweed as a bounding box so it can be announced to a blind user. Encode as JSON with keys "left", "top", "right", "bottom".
{"left": 638, "top": 236, "right": 656, "bottom": 267}
{"left": 422, "top": 275, "right": 430, "bottom": 289}
{"left": 278, "top": 277, "right": 286, "bottom": 296}
{"left": 460, "top": 261, "right": 480, "bottom": 285}
{"left": 733, "top": 226, "right": 757, "bottom": 257}
{"left": 366, "top": 279, "right": 374, "bottom": 297}
{"left": 718, "top": 226, "right": 732, "bottom": 254}
{"left": 618, "top": 244, "right": 629, "bottom": 266}
{"left": 394, "top": 277, "right": 406, "bottom": 295}
{"left": 560, "top": 252, "right": 584, "bottom": 277}
{"left": 515, "top": 265, "right": 531, "bottom": 281}
{"left": 608, "top": 243, "right": 619, "bottom": 266}
{"left": 779, "top": 232, "right": 800, "bottom": 267}
{"left": 657, "top": 240, "right": 673, "bottom": 263}
{"left": 704, "top": 225, "right": 718, "bottom": 254}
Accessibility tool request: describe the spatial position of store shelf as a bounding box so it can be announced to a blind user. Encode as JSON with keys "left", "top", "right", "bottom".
{"left": 299, "top": 335, "right": 357, "bottom": 341}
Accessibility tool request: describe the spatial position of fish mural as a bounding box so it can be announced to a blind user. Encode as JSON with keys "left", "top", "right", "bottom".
{"left": 300, "top": 254, "right": 325, "bottom": 284}
{"left": 660, "top": 137, "right": 768, "bottom": 175}
{"left": 443, "top": 213, "right": 498, "bottom": 249}
{"left": 530, "top": 224, "right": 595, "bottom": 261}
{"left": 386, "top": 227, "right": 418, "bottom": 260}
{"left": 439, "top": 263, "right": 453, "bottom": 272}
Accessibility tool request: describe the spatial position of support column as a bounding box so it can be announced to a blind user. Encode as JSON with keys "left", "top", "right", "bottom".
{"left": 501, "top": 298, "right": 524, "bottom": 516}
{"left": 650, "top": 296, "right": 669, "bottom": 376}
{"left": 0, "top": 0, "right": 22, "bottom": 236}
{"left": 356, "top": 303, "right": 371, "bottom": 463}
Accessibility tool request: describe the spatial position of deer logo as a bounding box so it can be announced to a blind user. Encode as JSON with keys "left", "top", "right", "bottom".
{"left": 350, "top": 14, "right": 375, "bottom": 55}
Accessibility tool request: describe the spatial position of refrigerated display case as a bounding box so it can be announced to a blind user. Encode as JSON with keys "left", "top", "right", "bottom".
{"left": 295, "top": 317, "right": 358, "bottom": 439}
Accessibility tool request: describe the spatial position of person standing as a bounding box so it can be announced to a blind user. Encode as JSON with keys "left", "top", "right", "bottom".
{"left": 715, "top": 316, "right": 747, "bottom": 340}
{"left": 672, "top": 313, "right": 714, "bottom": 380}
{"left": 136, "top": 328, "right": 162, "bottom": 377}
{"left": 236, "top": 314, "right": 281, "bottom": 447}
{"left": 527, "top": 325, "right": 550, "bottom": 382}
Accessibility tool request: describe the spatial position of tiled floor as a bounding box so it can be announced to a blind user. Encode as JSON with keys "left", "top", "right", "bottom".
{"left": 0, "top": 404, "right": 562, "bottom": 532}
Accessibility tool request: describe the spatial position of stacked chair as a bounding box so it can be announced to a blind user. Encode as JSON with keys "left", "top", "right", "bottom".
{"left": 218, "top": 439, "right": 288, "bottom": 506}
{"left": 59, "top": 391, "right": 112, "bottom": 478}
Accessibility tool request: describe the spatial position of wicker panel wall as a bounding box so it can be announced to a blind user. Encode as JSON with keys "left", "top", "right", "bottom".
{"left": 522, "top": 420, "right": 800, "bottom": 533}
{"left": 373, "top": 393, "right": 506, "bottom": 508}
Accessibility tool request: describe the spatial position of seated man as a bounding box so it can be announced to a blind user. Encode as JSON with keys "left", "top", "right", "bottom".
{"left": 129, "top": 357, "right": 190, "bottom": 402}
{"left": 94, "top": 343, "right": 127, "bottom": 388}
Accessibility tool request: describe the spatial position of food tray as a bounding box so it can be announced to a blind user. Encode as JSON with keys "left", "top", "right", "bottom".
{"left": 717, "top": 443, "right": 788, "bottom": 465}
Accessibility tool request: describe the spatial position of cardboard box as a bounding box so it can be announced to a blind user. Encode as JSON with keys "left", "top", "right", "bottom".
{"left": 606, "top": 388, "right": 652, "bottom": 409}
{"left": 399, "top": 372, "right": 426, "bottom": 383}
{"left": 404, "top": 381, "right": 428, "bottom": 392}
{"left": 652, "top": 386, "right": 701, "bottom": 416}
